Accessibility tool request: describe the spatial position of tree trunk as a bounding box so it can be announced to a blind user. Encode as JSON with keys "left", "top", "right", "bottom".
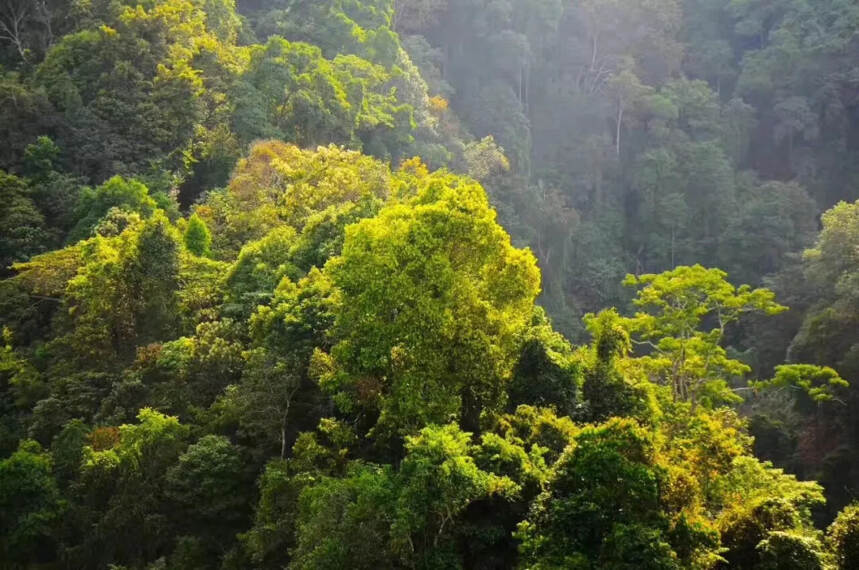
{"left": 280, "top": 421, "right": 287, "bottom": 459}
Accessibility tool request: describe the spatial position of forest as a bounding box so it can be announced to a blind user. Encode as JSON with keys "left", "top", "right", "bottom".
{"left": 2, "top": 0, "right": 859, "bottom": 567}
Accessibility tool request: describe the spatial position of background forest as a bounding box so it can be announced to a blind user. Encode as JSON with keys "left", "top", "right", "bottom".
{"left": 3, "top": 0, "right": 859, "bottom": 568}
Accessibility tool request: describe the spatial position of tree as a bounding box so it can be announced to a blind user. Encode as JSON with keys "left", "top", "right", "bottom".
{"left": 233, "top": 37, "right": 414, "bottom": 157}
{"left": 223, "top": 227, "right": 301, "bottom": 318}
{"left": 323, "top": 167, "right": 540, "bottom": 435}
{"left": 241, "top": 418, "right": 358, "bottom": 570}
{"left": 0, "top": 73, "right": 55, "bottom": 170}
{"left": 468, "top": 406, "right": 577, "bottom": 566}
{"left": 50, "top": 418, "right": 89, "bottom": 485}
{"left": 241, "top": 459, "right": 297, "bottom": 569}
{"left": 717, "top": 179, "right": 817, "bottom": 283}
{"left": 782, "top": 200, "right": 859, "bottom": 516}
{"left": 53, "top": 212, "right": 181, "bottom": 370}
{"left": 289, "top": 423, "right": 512, "bottom": 569}
{"left": 391, "top": 424, "right": 514, "bottom": 566}
{"left": 27, "top": 0, "right": 243, "bottom": 185}
{"left": 753, "top": 364, "right": 848, "bottom": 408}
{"left": 131, "top": 212, "right": 183, "bottom": 342}
{"left": 828, "top": 503, "right": 859, "bottom": 569}
{"left": 0, "top": 439, "right": 64, "bottom": 565}
{"left": 23, "top": 136, "right": 83, "bottom": 237}
{"left": 68, "top": 177, "right": 157, "bottom": 243}
{"left": 0, "top": 170, "right": 48, "bottom": 276}
{"left": 507, "top": 307, "right": 582, "bottom": 416}
{"left": 184, "top": 213, "right": 212, "bottom": 257}
{"left": 0, "top": 0, "right": 47, "bottom": 62}
{"left": 756, "top": 531, "right": 825, "bottom": 569}
{"left": 718, "top": 498, "right": 824, "bottom": 569}
{"left": 622, "top": 265, "right": 785, "bottom": 406}
{"left": 75, "top": 408, "right": 190, "bottom": 567}
{"left": 772, "top": 96, "right": 818, "bottom": 172}
{"left": 607, "top": 64, "right": 651, "bottom": 156}
{"left": 713, "top": 456, "right": 825, "bottom": 569}
{"left": 289, "top": 463, "right": 398, "bottom": 570}
{"left": 167, "top": 435, "right": 249, "bottom": 554}
{"left": 517, "top": 418, "right": 717, "bottom": 568}
{"left": 233, "top": 268, "right": 339, "bottom": 458}
{"left": 802, "top": 201, "right": 859, "bottom": 289}
{"left": 203, "top": 142, "right": 392, "bottom": 258}
{"left": 581, "top": 309, "right": 649, "bottom": 422}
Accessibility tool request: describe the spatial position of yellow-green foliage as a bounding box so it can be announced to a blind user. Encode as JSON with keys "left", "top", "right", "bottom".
{"left": 200, "top": 141, "right": 392, "bottom": 257}
{"left": 322, "top": 163, "right": 541, "bottom": 434}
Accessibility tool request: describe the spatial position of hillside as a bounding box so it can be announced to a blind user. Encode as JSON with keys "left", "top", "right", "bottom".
{"left": 2, "top": 0, "right": 859, "bottom": 568}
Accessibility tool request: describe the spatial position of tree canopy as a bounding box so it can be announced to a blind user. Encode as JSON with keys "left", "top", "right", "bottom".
{"left": 2, "top": 0, "right": 859, "bottom": 567}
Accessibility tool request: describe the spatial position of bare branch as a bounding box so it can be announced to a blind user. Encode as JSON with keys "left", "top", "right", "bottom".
{"left": 0, "top": 0, "right": 32, "bottom": 61}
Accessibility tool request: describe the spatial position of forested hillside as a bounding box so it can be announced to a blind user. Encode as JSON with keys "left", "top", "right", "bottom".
{"left": 2, "top": 0, "right": 859, "bottom": 568}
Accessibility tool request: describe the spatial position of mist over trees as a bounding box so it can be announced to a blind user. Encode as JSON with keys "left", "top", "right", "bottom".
{"left": 2, "top": 0, "right": 859, "bottom": 568}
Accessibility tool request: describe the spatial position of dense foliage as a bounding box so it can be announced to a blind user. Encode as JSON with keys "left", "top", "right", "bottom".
{"left": 3, "top": 0, "right": 859, "bottom": 568}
